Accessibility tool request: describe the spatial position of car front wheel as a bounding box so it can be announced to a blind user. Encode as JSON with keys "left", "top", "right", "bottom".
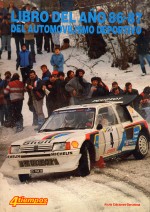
{"left": 133, "top": 133, "right": 149, "bottom": 160}
{"left": 77, "top": 144, "right": 91, "bottom": 177}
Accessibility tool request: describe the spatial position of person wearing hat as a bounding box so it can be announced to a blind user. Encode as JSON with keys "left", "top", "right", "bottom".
{"left": 65, "top": 69, "right": 90, "bottom": 105}
{"left": 0, "top": 16, "right": 11, "bottom": 60}
{"left": 134, "top": 28, "right": 150, "bottom": 76}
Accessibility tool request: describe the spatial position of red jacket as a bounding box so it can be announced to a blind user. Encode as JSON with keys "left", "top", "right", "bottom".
{"left": 4, "top": 80, "right": 24, "bottom": 102}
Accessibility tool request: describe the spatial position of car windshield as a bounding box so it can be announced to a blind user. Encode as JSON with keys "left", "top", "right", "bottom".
{"left": 40, "top": 108, "right": 96, "bottom": 131}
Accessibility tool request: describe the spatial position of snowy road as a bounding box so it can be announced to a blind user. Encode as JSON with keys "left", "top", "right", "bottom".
{"left": 0, "top": 170, "right": 149, "bottom": 212}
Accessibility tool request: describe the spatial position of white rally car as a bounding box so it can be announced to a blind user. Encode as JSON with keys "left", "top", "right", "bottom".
{"left": 1, "top": 97, "right": 149, "bottom": 182}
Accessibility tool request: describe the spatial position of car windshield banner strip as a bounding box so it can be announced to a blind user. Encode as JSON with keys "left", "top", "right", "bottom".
{"left": 78, "top": 95, "right": 137, "bottom": 106}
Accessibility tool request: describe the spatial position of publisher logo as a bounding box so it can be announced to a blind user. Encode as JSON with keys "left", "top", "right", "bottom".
{"left": 9, "top": 196, "right": 48, "bottom": 207}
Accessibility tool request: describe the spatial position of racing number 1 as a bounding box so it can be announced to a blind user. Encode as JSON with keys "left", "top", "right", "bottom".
{"left": 110, "top": 132, "right": 114, "bottom": 148}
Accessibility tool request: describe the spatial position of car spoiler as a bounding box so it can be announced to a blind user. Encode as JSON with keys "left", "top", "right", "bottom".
{"left": 78, "top": 95, "right": 137, "bottom": 106}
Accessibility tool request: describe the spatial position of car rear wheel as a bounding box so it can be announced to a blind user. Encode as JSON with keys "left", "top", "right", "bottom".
{"left": 18, "top": 174, "right": 30, "bottom": 182}
{"left": 133, "top": 133, "right": 149, "bottom": 160}
{"left": 77, "top": 144, "right": 91, "bottom": 176}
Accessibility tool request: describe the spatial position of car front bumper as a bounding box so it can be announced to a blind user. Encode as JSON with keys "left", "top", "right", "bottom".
{"left": 1, "top": 149, "right": 81, "bottom": 178}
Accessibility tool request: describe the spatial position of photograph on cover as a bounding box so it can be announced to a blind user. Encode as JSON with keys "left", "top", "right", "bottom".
{"left": 0, "top": 0, "right": 150, "bottom": 211}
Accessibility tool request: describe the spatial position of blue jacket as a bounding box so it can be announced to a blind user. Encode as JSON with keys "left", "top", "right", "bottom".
{"left": 16, "top": 50, "right": 33, "bottom": 68}
{"left": 50, "top": 53, "right": 64, "bottom": 72}
{"left": 42, "top": 70, "right": 51, "bottom": 82}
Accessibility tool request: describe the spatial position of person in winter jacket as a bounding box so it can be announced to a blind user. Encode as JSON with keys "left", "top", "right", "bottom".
{"left": 55, "top": 72, "right": 70, "bottom": 108}
{"left": 42, "top": 74, "right": 58, "bottom": 117}
{"left": 88, "top": 77, "right": 99, "bottom": 98}
{"left": 110, "top": 81, "right": 124, "bottom": 96}
{"left": 65, "top": 69, "right": 90, "bottom": 105}
{"left": 97, "top": 77, "right": 109, "bottom": 96}
{"left": 50, "top": 47, "right": 64, "bottom": 72}
{"left": 41, "top": 64, "right": 51, "bottom": 83}
{"left": 137, "top": 86, "right": 150, "bottom": 122}
{"left": 134, "top": 28, "right": 150, "bottom": 76}
{"left": 124, "top": 82, "right": 139, "bottom": 110}
{"left": 7, "top": 2, "right": 18, "bottom": 18}
{"left": 26, "top": 70, "right": 45, "bottom": 130}
{"left": 16, "top": 43, "right": 33, "bottom": 84}
{"left": 0, "top": 16, "right": 11, "bottom": 60}
{"left": 65, "top": 70, "right": 75, "bottom": 83}
{"left": 12, "top": 22, "right": 24, "bottom": 57}
{"left": 24, "top": 22, "right": 36, "bottom": 63}
{"left": 0, "top": 71, "right": 12, "bottom": 126}
{"left": 124, "top": 82, "right": 139, "bottom": 95}
{"left": 0, "top": 2, "right": 7, "bottom": 17}
{"left": 4, "top": 73, "right": 24, "bottom": 132}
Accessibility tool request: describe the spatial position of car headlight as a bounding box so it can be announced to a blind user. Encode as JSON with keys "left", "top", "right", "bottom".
{"left": 9, "top": 145, "right": 20, "bottom": 154}
{"left": 53, "top": 142, "right": 71, "bottom": 151}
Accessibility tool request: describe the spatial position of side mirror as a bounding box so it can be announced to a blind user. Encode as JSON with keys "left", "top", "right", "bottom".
{"left": 96, "top": 124, "right": 103, "bottom": 130}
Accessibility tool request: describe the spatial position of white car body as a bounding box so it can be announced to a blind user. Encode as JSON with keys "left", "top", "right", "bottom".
{"left": 1, "top": 102, "right": 149, "bottom": 179}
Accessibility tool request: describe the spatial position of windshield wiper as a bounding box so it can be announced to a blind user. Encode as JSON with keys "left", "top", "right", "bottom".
{"left": 39, "top": 129, "right": 54, "bottom": 132}
{"left": 54, "top": 127, "right": 76, "bottom": 131}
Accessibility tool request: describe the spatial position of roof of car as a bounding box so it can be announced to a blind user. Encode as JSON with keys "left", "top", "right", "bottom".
{"left": 55, "top": 102, "right": 115, "bottom": 111}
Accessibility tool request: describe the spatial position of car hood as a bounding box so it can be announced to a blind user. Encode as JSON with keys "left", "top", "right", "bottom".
{"left": 11, "top": 129, "right": 98, "bottom": 146}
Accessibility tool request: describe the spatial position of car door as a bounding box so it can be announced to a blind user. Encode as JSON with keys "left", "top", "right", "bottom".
{"left": 114, "top": 104, "right": 139, "bottom": 152}
{"left": 96, "top": 106, "right": 120, "bottom": 158}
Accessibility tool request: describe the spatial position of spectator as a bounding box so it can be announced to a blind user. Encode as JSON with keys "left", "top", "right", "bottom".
{"left": 7, "top": 2, "right": 18, "bottom": 18}
{"left": 24, "top": 22, "right": 36, "bottom": 63}
{"left": 41, "top": 64, "right": 51, "bottom": 83}
{"left": 110, "top": 81, "right": 124, "bottom": 95}
{"left": 43, "top": 14, "right": 54, "bottom": 53}
{"left": 97, "top": 77, "right": 109, "bottom": 96}
{"left": 0, "top": 16, "right": 11, "bottom": 60}
{"left": 65, "top": 69, "right": 90, "bottom": 105}
{"left": 12, "top": 22, "right": 24, "bottom": 57}
{"left": 0, "top": 12, "right": 3, "bottom": 23}
{"left": 0, "top": 71, "right": 12, "bottom": 126}
{"left": 134, "top": 28, "right": 150, "bottom": 76}
{"left": 26, "top": 70, "right": 45, "bottom": 130}
{"left": 124, "top": 82, "right": 139, "bottom": 95}
{"left": 65, "top": 70, "right": 74, "bottom": 83}
{"left": 16, "top": 43, "right": 33, "bottom": 84}
{"left": 4, "top": 73, "right": 24, "bottom": 132}
{"left": 138, "top": 86, "right": 150, "bottom": 122}
{"left": 43, "top": 74, "right": 58, "bottom": 117}
{"left": 124, "top": 82, "right": 139, "bottom": 110}
{"left": 55, "top": 72, "right": 70, "bottom": 108}
{"left": 88, "top": 77, "right": 99, "bottom": 98}
{"left": 0, "top": 2, "right": 7, "bottom": 17}
{"left": 50, "top": 47, "right": 64, "bottom": 72}
{"left": 139, "top": 86, "right": 150, "bottom": 108}
{"left": 0, "top": 73, "right": 4, "bottom": 126}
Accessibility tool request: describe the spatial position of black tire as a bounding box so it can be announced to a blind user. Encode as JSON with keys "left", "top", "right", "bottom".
{"left": 133, "top": 133, "right": 149, "bottom": 160}
{"left": 18, "top": 174, "right": 30, "bottom": 182}
{"left": 77, "top": 144, "right": 91, "bottom": 177}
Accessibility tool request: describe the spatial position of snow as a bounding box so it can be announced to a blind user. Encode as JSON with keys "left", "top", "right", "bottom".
{"left": 0, "top": 38, "right": 150, "bottom": 212}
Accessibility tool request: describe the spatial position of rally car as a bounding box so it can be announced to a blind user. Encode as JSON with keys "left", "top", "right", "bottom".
{"left": 1, "top": 96, "right": 149, "bottom": 182}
